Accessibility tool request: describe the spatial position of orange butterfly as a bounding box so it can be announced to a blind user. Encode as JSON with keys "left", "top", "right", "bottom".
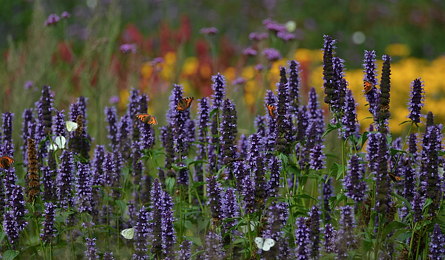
{"left": 364, "top": 80, "right": 374, "bottom": 94}
{"left": 177, "top": 97, "right": 194, "bottom": 111}
{"left": 381, "top": 104, "right": 390, "bottom": 111}
{"left": 0, "top": 156, "right": 14, "bottom": 169}
{"left": 389, "top": 172, "right": 402, "bottom": 182}
{"left": 136, "top": 114, "right": 158, "bottom": 125}
{"left": 266, "top": 104, "right": 276, "bottom": 118}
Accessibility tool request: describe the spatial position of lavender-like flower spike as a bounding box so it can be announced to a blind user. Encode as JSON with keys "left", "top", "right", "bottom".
{"left": 344, "top": 155, "right": 367, "bottom": 202}
{"left": 161, "top": 191, "right": 176, "bottom": 258}
{"left": 408, "top": 78, "right": 424, "bottom": 124}
{"left": 412, "top": 188, "right": 423, "bottom": 222}
{"left": 195, "top": 97, "right": 210, "bottom": 178}
{"left": 374, "top": 132, "right": 393, "bottom": 217}
{"left": 296, "top": 105, "right": 308, "bottom": 142}
{"left": 85, "top": 238, "right": 99, "bottom": 259}
{"left": 363, "top": 50, "right": 380, "bottom": 117}
{"left": 178, "top": 240, "right": 192, "bottom": 260}
{"left": 295, "top": 217, "right": 310, "bottom": 259}
{"left": 105, "top": 106, "right": 119, "bottom": 150}
{"left": 204, "top": 231, "right": 226, "bottom": 259}
{"left": 260, "top": 202, "right": 290, "bottom": 259}
{"left": 42, "top": 166, "right": 56, "bottom": 201}
{"left": 429, "top": 224, "right": 445, "bottom": 259}
{"left": 53, "top": 110, "right": 66, "bottom": 137}
{"left": 237, "top": 134, "right": 249, "bottom": 160}
{"left": 336, "top": 206, "right": 357, "bottom": 258}
{"left": 206, "top": 176, "right": 224, "bottom": 223}
{"left": 321, "top": 176, "right": 334, "bottom": 222}
{"left": 37, "top": 85, "right": 54, "bottom": 136}
{"left": 323, "top": 223, "right": 336, "bottom": 254}
{"left": 2, "top": 112, "right": 14, "bottom": 156}
{"left": 276, "top": 67, "right": 293, "bottom": 153}
{"left": 340, "top": 89, "right": 359, "bottom": 140}
{"left": 222, "top": 188, "right": 240, "bottom": 238}
{"left": 288, "top": 60, "right": 301, "bottom": 111}
{"left": 76, "top": 162, "right": 93, "bottom": 213}
{"left": 161, "top": 126, "right": 175, "bottom": 169}
{"left": 56, "top": 150, "right": 74, "bottom": 208}
{"left": 22, "top": 109, "right": 36, "bottom": 163}
{"left": 268, "top": 156, "right": 281, "bottom": 197}
{"left": 331, "top": 56, "right": 347, "bottom": 116}
{"left": 308, "top": 206, "right": 321, "bottom": 259}
{"left": 250, "top": 134, "right": 267, "bottom": 207}
{"left": 377, "top": 55, "right": 391, "bottom": 128}
{"left": 3, "top": 210, "right": 19, "bottom": 246}
{"left": 322, "top": 35, "right": 336, "bottom": 106}
{"left": 241, "top": 174, "right": 256, "bottom": 214}
{"left": 150, "top": 179, "right": 164, "bottom": 257}
{"left": 212, "top": 73, "right": 226, "bottom": 110}
{"left": 40, "top": 202, "right": 56, "bottom": 243}
{"left": 133, "top": 206, "right": 149, "bottom": 259}
{"left": 220, "top": 99, "right": 238, "bottom": 167}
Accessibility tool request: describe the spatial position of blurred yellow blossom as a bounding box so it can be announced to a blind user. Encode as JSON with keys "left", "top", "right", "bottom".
{"left": 385, "top": 43, "right": 411, "bottom": 57}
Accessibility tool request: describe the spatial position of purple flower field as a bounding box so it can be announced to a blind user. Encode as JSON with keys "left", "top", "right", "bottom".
{"left": 1, "top": 35, "right": 445, "bottom": 259}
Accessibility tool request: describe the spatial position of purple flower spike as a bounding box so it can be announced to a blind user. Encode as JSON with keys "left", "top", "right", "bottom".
{"left": 249, "top": 32, "right": 268, "bottom": 41}
{"left": 363, "top": 50, "right": 380, "bottom": 118}
{"left": 204, "top": 231, "right": 226, "bottom": 259}
{"left": 295, "top": 217, "right": 310, "bottom": 259}
{"left": 344, "top": 155, "right": 367, "bottom": 202}
{"left": 222, "top": 188, "right": 240, "bottom": 236}
{"left": 40, "top": 202, "right": 56, "bottom": 243}
{"left": 133, "top": 207, "right": 149, "bottom": 259}
{"left": 242, "top": 47, "right": 257, "bottom": 56}
{"left": 56, "top": 150, "right": 74, "bottom": 208}
{"left": 85, "top": 238, "right": 99, "bottom": 259}
{"left": 323, "top": 223, "right": 336, "bottom": 253}
{"left": 211, "top": 73, "right": 226, "bottom": 110}
{"left": 408, "top": 78, "right": 424, "bottom": 124}
{"left": 76, "top": 162, "right": 93, "bottom": 213}
{"left": 340, "top": 90, "right": 359, "bottom": 140}
{"left": 429, "top": 224, "right": 445, "bottom": 259}
{"left": 2, "top": 112, "right": 15, "bottom": 157}
{"left": 178, "top": 240, "right": 192, "bottom": 260}
{"left": 263, "top": 48, "right": 281, "bottom": 62}
{"left": 207, "top": 176, "right": 224, "bottom": 222}
{"left": 336, "top": 206, "right": 357, "bottom": 257}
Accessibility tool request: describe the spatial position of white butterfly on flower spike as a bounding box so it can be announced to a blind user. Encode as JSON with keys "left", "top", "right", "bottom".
{"left": 48, "top": 136, "right": 66, "bottom": 151}
{"left": 255, "top": 237, "right": 275, "bottom": 251}
{"left": 121, "top": 227, "right": 135, "bottom": 239}
{"left": 66, "top": 121, "right": 78, "bottom": 132}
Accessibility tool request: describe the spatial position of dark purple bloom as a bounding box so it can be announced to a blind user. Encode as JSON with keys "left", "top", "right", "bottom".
{"left": 249, "top": 134, "right": 267, "bottom": 207}
{"left": 103, "top": 252, "right": 115, "bottom": 260}
{"left": 275, "top": 67, "right": 293, "bottom": 153}
{"left": 211, "top": 73, "right": 226, "bottom": 110}
{"left": 120, "top": 43, "right": 136, "bottom": 54}
{"left": 296, "top": 105, "right": 308, "bottom": 142}
{"left": 150, "top": 179, "right": 164, "bottom": 257}
{"left": 408, "top": 78, "right": 424, "bottom": 123}
{"left": 161, "top": 126, "right": 175, "bottom": 169}
{"left": 133, "top": 207, "right": 150, "bottom": 259}
{"left": 2, "top": 112, "right": 14, "bottom": 157}
{"left": 222, "top": 188, "right": 240, "bottom": 236}
{"left": 206, "top": 176, "right": 224, "bottom": 222}
{"left": 220, "top": 99, "right": 238, "bottom": 167}
{"left": 308, "top": 206, "right": 321, "bottom": 259}
{"left": 138, "top": 120, "right": 155, "bottom": 150}
{"left": 412, "top": 189, "right": 423, "bottom": 222}
{"left": 85, "top": 238, "right": 99, "bottom": 259}
{"left": 321, "top": 176, "right": 334, "bottom": 222}
{"left": 377, "top": 55, "right": 391, "bottom": 128}
{"left": 52, "top": 110, "right": 66, "bottom": 137}
{"left": 22, "top": 109, "right": 36, "bottom": 163}
{"left": 295, "top": 217, "right": 310, "bottom": 259}
{"left": 263, "top": 48, "right": 281, "bottom": 62}
{"left": 241, "top": 174, "right": 255, "bottom": 214}
{"left": 117, "top": 114, "right": 132, "bottom": 161}
{"left": 336, "top": 206, "right": 357, "bottom": 257}
{"left": 105, "top": 106, "right": 119, "bottom": 150}
{"left": 3, "top": 210, "right": 19, "bottom": 246}
{"left": 340, "top": 90, "right": 359, "bottom": 139}
{"left": 178, "top": 240, "right": 192, "bottom": 260}
{"left": 40, "top": 202, "right": 56, "bottom": 243}
{"left": 288, "top": 60, "right": 301, "bottom": 112}
{"left": 429, "top": 224, "right": 445, "bottom": 259}
{"left": 61, "top": 11, "right": 70, "bottom": 19}
{"left": 323, "top": 223, "right": 336, "bottom": 254}
{"left": 242, "top": 47, "right": 257, "bottom": 56}
{"left": 249, "top": 32, "right": 268, "bottom": 41}
{"left": 151, "top": 57, "right": 164, "bottom": 65}
{"left": 196, "top": 97, "right": 210, "bottom": 168}
{"left": 204, "top": 231, "right": 226, "bottom": 259}
{"left": 260, "top": 202, "right": 289, "bottom": 259}
{"left": 45, "top": 14, "right": 60, "bottom": 26}
{"left": 374, "top": 132, "right": 393, "bottom": 216}
{"left": 322, "top": 35, "right": 336, "bottom": 106}
{"left": 344, "top": 155, "right": 367, "bottom": 202}
{"left": 76, "top": 162, "right": 93, "bottom": 213}
{"left": 42, "top": 166, "right": 56, "bottom": 201}
{"left": 237, "top": 134, "right": 249, "bottom": 160}
{"left": 363, "top": 50, "right": 380, "bottom": 118}
{"left": 255, "top": 64, "right": 265, "bottom": 71}
{"left": 161, "top": 192, "right": 176, "bottom": 258}
{"left": 268, "top": 156, "right": 281, "bottom": 196}
{"left": 56, "top": 150, "right": 74, "bottom": 208}
{"left": 331, "top": 56, "right": 347, "bottom": 116}
{"left": 200, "top": 27, "right": 218, "bottom": 35}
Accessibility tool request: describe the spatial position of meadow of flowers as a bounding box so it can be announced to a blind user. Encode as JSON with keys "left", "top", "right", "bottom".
{"left": 1, "top": 3, "right": 445, "bottom": 260}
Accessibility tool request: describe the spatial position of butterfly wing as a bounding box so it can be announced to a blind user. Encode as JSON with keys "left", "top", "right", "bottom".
{"left": 121, "top": 228, "right": 135, "bottom": 239}
{"left": 364, "top": 81, "right": 374, "bottom": 94}
{"left": 177, "top": 97, "right": 194, "bottom": 111}
{"left": 0, "top": 156, "right": 14, "bottom": 168}
{"left": 66, "top": 121, "right": 78, "bottom": 132}
{"left": 254, "top": 237, "right": 264, "bottom": 249}
{"left": 262, "top": 238, "right": 276, "bottom": 251}
{"left": 54, "top": 136, "right": 67, "bottom": 149}
{"left": 147, "top": 115, "right": 158, "bottom": 125}
{"left": 267, "top": 105, "right": 276, "bottom": 118}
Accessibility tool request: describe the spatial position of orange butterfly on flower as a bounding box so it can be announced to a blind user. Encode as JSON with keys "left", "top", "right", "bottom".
{"left": 266, "top": 104, "right": 276, "bottom": 118}
{"left": 176, "top": 97, "right": 194, "bottom": 111}
{"left": 364, "top": 80, "right": 374, "bottom": 94}
{"left": 0, "top": 156, "right": 14, "bottom": 169}
{"left": 135, "top": 114, "right": 158, "bottom": 125}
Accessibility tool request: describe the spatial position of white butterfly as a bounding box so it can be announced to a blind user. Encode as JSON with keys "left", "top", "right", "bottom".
{"left": 66, "top": 121, "right": 78, "bottom": 132}
{"left": 121, "top": 227, "right": 135, "bottom": 239}
{"left": 48, "top": 136, "right": 66, "bottom": 151}
{"left": 255, "top": 237, "right": 275, "bottom": 251}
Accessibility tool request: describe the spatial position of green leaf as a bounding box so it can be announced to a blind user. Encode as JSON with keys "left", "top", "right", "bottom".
{"left": 277, "top": 153, "right": 289, "bottom": 165}
{"left": 390, "top": 148, "right": 407, "bottom": 156}
{"left": 399, "top": 120, "right": 411, "bottom": 126}
{"left": 3, "top": 250, "right": 19, "bottom": 260}
{"left": 322, "top": 122, "right": 341, "bottom": 138}
{"left": 166, "top": 177, "right": 176, "bottom": 193}
{"left": 382, "top": 221, "right": 408, "bottom": 238}
{"left": 209, "top": 108, "right": 219, "bottom": 118}
{"left": 294, "top": 194, "right": 317, "bottom": 201}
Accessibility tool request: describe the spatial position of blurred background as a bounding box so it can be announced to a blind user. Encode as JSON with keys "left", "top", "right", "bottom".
{"left": 1, "top": 0, "right": 445, "bottom": 142}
